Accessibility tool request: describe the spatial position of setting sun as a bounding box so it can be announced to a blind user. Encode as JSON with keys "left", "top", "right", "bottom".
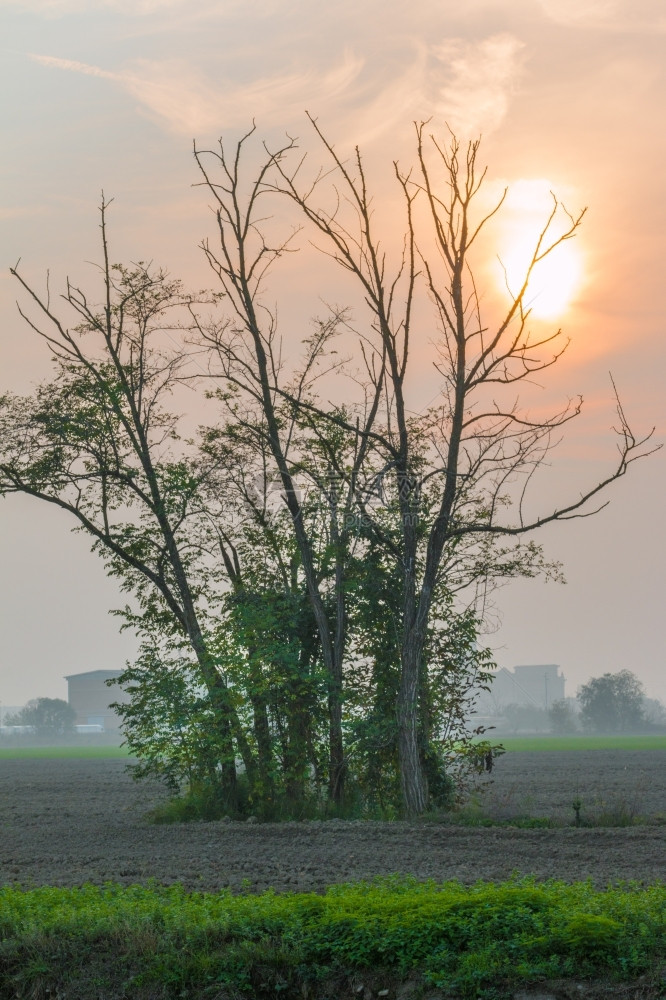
{"left": 496, "top": 180, "right": 585, "bottom": 320}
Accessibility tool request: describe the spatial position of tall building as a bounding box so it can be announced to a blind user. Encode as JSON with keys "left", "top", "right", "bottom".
{"left": 475, "top": 663, "right": 565, "bottom": 714}
{"left": 510, "top": 664, "right": 565, "bottom": 709}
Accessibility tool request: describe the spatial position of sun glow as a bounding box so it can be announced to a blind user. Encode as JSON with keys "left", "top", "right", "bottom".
{"left": 496, "top": 179, "right": 585, "bottom": 320}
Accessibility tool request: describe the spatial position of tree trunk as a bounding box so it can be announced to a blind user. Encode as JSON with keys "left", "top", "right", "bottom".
{"left": 250, "top": 687, "right": 274, "bottom": 797}
{"left": 397, "top": 630, "right": 429, "bottom": 816}
{"left": 327, "top": 691, "right": 345, "bottom": 805}
{"left": 326, "top": 517, "right": 347, "bottom": 805}
{"left": 186, "top": 621, "right": 244, "bottom": 807}
{"left": 199, "top": 666, "right": 239, "bottom": 804}
{"left": 284, "top": 696, "right": 309, "bottom": 807}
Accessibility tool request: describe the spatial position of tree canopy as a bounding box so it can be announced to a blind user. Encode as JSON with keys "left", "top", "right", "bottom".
{"left": 5, "top": 698, "right": 75, "bottom": 736}
{"left": 0, "top": 120, "right": 655, "bottom": 817}
{"left": 577, "top": 670, "right": 646, "bottom": 733}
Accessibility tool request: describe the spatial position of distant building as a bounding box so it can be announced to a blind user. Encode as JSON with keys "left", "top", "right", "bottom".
{"left": 505, "top": 664, "right": 565, "bottom": 710}
{"left": 64, "top": 670, "right": 128, "bottom": 731}
{"left": 475, "top": 663, "right": 566, "bottom": 715}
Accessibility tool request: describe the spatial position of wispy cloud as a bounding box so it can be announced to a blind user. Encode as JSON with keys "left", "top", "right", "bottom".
{"left": 430, "top": 34, "right": 525, "bottom": 136}
{"left": 29, "top": 53, "right": 118, "bottom": 79}
{"left": 27, "top": 28, "right": 524, "bottom": 145}
{"left": 537, "top": 0, "right": 666, "bottom": 32}
{"left": 28, "top": 51, "right": 366, "bottom": 136}
{"left": 131, "top": 53, "right": 365, "bottom": 135}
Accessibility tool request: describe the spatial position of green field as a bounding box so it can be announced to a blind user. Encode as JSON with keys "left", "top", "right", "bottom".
{"left": 1, "top": 735, "right": 664, "bottom": 761}
{"left": 496, "top": 734, "right": 666, "bottom": 752}
{"left": 0, "top": 744, "right": 132, "bottom": 760}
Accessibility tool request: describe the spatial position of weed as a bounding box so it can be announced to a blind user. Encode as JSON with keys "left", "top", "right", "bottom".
{"left": 572, "top": 797, "right": 582, "bottom": 826}
{"left": 1, "top": 878, "right": 664, "bottom": 999}
{"left": 495, "top": 735, "right": 666, "bottom": 752}
{"left": 148, "top": 778, "right": 404, "bottom": 824}
{"left": 438, "top": 782, "right": 655, "bottom": 830}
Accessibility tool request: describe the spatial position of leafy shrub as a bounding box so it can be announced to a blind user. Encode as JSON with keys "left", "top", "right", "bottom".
{"left": 0, "top": 877, "right": 664, "bottom": 999}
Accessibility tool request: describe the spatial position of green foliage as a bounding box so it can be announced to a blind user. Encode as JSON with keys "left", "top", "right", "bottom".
{"left": 545, "top": 912, "right": 624, "bottom": 959}
{"left": 578, "top": 670, "right": 646, "bottom": 733}
{"left": 3, "top": 128, "right": 657, "bottom": 822}
{"left": 222, "top": 577, "right": 330, "bottom": 812}
{"left": 110, "top": 518, "right": 503, "bottom": 820}
{"left": 643, "top": 697, "right": 666, "bottom": 728}
{"left": 548, "top": 698, "right": 578, "bottom": 734}
{"left": 148, "top": 780, "right": 245, "bottom": 823}
{"left": 0, "top": 878, "right": 664, "bottom": 999}
{"left": 0, "top": 212, "right": 545, "bottom": 822}
{"left": 344, "top": 539, "right": 502, "bottom": 812}
{"left": 109, "top": 650, "right": 233, "bottom": 796}
{"left": 500, "top": 702, "right": 549, "bottom": 735}
{"left": 495, "top": 735, "right": 666, "bottom": 751}
{"left": 4, "top": 697, "right": 76, "bottom": 736}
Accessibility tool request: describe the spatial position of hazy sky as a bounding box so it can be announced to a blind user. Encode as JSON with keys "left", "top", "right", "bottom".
{"left": 1, "top": 0, "right": 664, "bottom": 708}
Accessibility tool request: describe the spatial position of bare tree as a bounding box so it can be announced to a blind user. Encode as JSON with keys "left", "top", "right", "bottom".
{"left": 194, "top": 119, "right": 654, "bottom": 815}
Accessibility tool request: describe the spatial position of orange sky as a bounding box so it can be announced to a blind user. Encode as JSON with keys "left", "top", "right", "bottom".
{"left": 1, "top": 0, "right": 664, "bottom": 706}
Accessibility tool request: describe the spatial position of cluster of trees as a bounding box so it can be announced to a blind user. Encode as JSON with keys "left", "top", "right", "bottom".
{"left": 3, "top": 697, "right": 75, "bottom": 736}
{"left": 500, "top": 702, "right": 551, "bottom": 735}
{"left": 497, "top": 699, "right": 578, "bottom": 735}
{"left": 0, "top": 121, "right": 652, "bottom": 817}
{"left": 548, "top": 699, "right": 578, "bottom": 734}
{"left": 498, "top": 671, "right": 664, "bottom": 736}
{"left": 577, "top": 670, "right": 664, "bottom": 733}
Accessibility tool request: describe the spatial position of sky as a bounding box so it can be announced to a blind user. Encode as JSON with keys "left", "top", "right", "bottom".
{"left": 0, "top": 0, "right": 664, "bottom": 709}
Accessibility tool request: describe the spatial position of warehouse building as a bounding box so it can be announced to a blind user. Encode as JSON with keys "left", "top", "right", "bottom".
{"left": 64, "top": 669, "right": 128, "bottom": 731}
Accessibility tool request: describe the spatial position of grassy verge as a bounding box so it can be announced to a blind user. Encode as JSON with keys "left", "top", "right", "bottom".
{"left": 0, "top": 745, "right": 132, "bottom": 759}
{"left": 0, "top": 877, "right": 664, "bottom": 999}
{"left": 3, "top": 736, "right": 663, "bottom": 761}
{"left": 445, "top": 809, "right": 666, "bottom": 829}
{"left": 495, "top": 735, "right": 666, "bottom": 752}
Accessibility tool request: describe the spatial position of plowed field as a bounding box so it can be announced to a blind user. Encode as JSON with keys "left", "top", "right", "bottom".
{"left": 1, "top": 750, "right": 664, "bottom": 892}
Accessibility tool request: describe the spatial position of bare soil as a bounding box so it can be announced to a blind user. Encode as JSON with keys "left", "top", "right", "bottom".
{"left": 0, "top": 750, "right": 664, "bottom": 893}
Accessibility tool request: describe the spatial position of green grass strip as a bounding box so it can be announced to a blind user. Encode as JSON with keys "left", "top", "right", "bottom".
{"left": 0, "top": 877, "right": 664, "bottom": 998}
{"left": 2, "top": 737, "right": 663, "bottom": 759}
{"left": 497, "top": 735, "right": 666, "bottom": 752}
{"left": 0, "top": 745, "right": 132, "bottom": 760}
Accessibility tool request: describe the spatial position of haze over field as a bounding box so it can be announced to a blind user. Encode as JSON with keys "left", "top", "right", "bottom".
{"left": 1, "top": 0, "right": 664, "bottom": 706}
